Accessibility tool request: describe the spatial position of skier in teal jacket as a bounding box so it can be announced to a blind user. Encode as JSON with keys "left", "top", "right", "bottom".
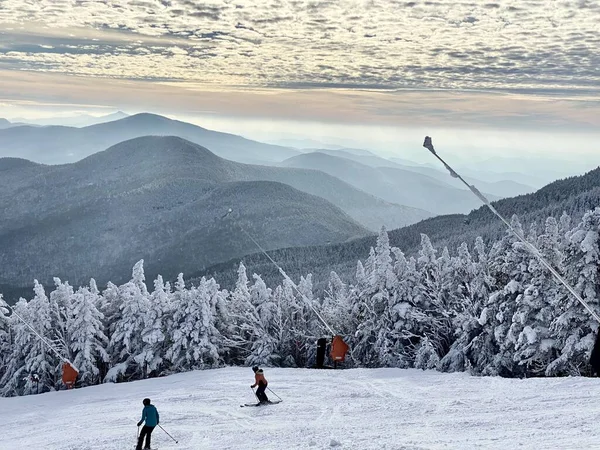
{"left": 136, "top": 398, "right": 159, "bottom": 450}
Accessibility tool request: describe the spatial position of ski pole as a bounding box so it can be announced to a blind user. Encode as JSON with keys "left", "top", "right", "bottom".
{"left": 267, "top": 387, "right": 283, "bottom": 402}
{"left": 158, "top": 424, "right": 179, "bottom": 444}
{"left": 251, "top": 386, "right": 260, "bottom": 401}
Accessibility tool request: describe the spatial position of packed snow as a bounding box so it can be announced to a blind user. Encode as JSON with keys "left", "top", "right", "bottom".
{"left": 2, "top": 367, "right": 600, "bottom": 450}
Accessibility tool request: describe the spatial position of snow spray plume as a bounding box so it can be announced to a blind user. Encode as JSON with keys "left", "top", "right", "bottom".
{"left": 221, "top": 208, "right": 337, "bottom": 336}
{"left": 422, "top": 136, "right": 600, "bottom": 324}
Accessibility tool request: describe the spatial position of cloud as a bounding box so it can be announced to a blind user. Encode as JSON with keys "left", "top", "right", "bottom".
{"left": 0, "top": 0, "right": 598, "bottom": 95}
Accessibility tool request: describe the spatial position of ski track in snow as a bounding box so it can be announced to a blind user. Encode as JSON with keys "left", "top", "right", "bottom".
{"left": 1, "top": 367, "right": 599, "bottom": 449}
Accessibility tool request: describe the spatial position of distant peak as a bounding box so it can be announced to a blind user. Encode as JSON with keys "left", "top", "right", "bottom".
{"left": 125, "top": 112, "right": 171, "bottom": 121}
{"left": 102, "top": 135, "right": 220, "bottom": 161}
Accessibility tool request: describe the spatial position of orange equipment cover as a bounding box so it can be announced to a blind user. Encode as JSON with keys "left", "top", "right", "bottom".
{"left": 62, "top": 362, "right": 79, "bottom": 388}
{"left": 330, "top": 335, "right": 349, "bottom": 362}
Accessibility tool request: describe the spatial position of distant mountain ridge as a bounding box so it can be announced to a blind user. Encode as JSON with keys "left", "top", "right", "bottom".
{"left": 0, "top": 136, "right": 370, "bottom": 288}
{"left": 10, "top": 111, "right": 130, "bottom": 127}
{"left": 196, "top": 166, "right": 600, "bottom": 291}
{"left": 281, "top": 151, "right": 497, "bottom": 215}
{"left": 0, "top": 113, "right": 300, "bottom": 165}
{"left": 312, "top": 149, "right": 535, "bottom": 199}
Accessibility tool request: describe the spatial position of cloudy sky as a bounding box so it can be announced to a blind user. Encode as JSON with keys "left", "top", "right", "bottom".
{"left": 1, "top": 0, "right": 599, "bottom": 160}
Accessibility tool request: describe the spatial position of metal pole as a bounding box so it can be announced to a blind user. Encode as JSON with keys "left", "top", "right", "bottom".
{"left": 422, "top": 136, "right": 600, "bottom": 324}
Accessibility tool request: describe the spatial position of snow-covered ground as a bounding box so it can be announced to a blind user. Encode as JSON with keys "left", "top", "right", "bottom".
{"left": 1, "top": 367, "right": 600, "bottom": 450}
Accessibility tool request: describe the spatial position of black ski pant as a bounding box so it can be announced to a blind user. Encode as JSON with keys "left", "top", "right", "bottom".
{"left": 137, "top": 425, "right": 155, "bottom": 450}
{"left": 256, "top": 382, "right": 269, "bottom": 402}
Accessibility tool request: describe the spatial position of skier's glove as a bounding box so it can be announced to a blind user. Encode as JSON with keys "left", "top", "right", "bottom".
{"left": 137, "top": 421, "right": 142, "bottom": 427}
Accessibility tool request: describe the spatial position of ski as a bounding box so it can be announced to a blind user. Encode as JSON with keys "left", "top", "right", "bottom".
{"left": 240, "top": 400, "right": 282, "bottom": 407}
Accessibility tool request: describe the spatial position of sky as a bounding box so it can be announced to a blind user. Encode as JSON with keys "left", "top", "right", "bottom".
{"left": 1, "top": 0, "right": 599, "bottom": 162}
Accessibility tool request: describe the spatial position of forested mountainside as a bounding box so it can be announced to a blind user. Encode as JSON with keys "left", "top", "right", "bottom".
{"left": 197, "top": 167, "right": 600, "bottom": 290}
{"left": 0, "top": 136, "right": 370, "bottom": 289}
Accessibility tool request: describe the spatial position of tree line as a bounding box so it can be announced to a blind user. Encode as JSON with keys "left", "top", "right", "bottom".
{"left": 1, "top": 207, "right": 600, "bottom": 396}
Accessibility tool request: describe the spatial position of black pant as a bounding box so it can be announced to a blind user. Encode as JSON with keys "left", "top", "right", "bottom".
{"left": 137, "top": 425, "right": 155, "bottom": 450}
{"left": 256, "top": 382, "right": 269, "bottom": 403}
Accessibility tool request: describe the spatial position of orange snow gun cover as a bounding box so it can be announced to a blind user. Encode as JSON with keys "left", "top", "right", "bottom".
{"left": 62, "top": 362, "right": 79, "bottom": 389}
{"left": 330, "top": 335, "right": 349, "bottom": 362}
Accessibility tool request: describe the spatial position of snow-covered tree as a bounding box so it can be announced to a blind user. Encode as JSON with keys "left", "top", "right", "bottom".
{"left": 0, "top": 295, "right": 12, "bottom": 387}
{"left": 168, "top": 276, "right": 221, "bottom": 370}
{"left": 547, "top": 208, "right": 600, "bottom": 376}
{"left": 49, "top": 278, "right": 74, "bottom": 363}
{"left": 105, "top": 261, "right": 150, "bottom": 382}
{"left": 23, "top": 281, "right": 57, "bottom": 394}
{"left": 1, "top": 299, "right": 30, "bottom": 396}
{"left": 322, "top": 271, "right": 352, "bottom": 337}
{"left": 487, "top": 216, "right": 532, "bottom": 376}
{"left": 69, "top": 285, "right": 109, "bottom": 386}
{"left": 511, "top": 217, "right": 564, "bottom": 375}
{"left": 245, "top": 274, "right": 279, "bottom": 367}
{"left": 138, "top": 275, "right": 173, "bottom": 376}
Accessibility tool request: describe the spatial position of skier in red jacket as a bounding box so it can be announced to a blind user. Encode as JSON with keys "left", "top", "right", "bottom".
{"left": 251, "top": 366, "right": 269, "bottom": 403}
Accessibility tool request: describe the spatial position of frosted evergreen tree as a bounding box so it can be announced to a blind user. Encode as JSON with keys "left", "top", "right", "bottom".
{"left": 49, "top": 278, "right": 75, "bottom": 363}
{"left": 440, "top": 242, "right": 478, "bottom": 372}
{"left": 98, "top": 281, "right": 122, "bottom": 343}
{"left": 1, "top": 298, "right": 29, "bottom": 396}
{"left": 139, "top": 275, "right": 173, "bottom": 376}
{"left": 245, "top": 274, "right": 279, "bottom": 367}
{"left": 414, "top": 336, "right": 440, "bottom": 370}
{"left": 371, "top": 227, "right": 396, "bottom": 291}
{"left": 168, "top": 276, "right": 221, "bottom": 370}
{"left": 322, "top": 271, "right": 352, "bottom": 337}
{"left": 386, "top": 249, "right": 420, "bottom": 368}
{"left": 0, "top": 295, "right": 12, "bottom": 386}
{"left": 412, "top": 235, "right": 454, "bottom": 364}
{"left": 559, "top": 211, "right": 572, "bottom": 237}
{"left": 286, "top": 275, "right": 315, "bottom": 366}
{"left": 352, "top": 229, "right": 398, "bottom": 367}
{"left": 547, "top": 208, "right": 600, "bottom": 376}
{"left": 24, "top": 281, "right": 57, "bottom": 393}
{"left": 511, "top": 217, "right": 563, "bottom": 375}
{"left": 227, "top": 262, "right": 255, "bottom": 363}
{"left": 105, "top": 261, "right": 151, "bottom": 381}
{"left": 271, "top": 283, "right": 294, "bottom": 367}
{"left": 69, "top": 285, "right": 109, "bottom": 386}
{"left": 204, "top": 276, "right": 230, "bottom": 341}
{"left": 487, "top": 215, "right": 532, "bottom": 376}
{"left": 453, "top": 237, "right": 497, "bottom": 374}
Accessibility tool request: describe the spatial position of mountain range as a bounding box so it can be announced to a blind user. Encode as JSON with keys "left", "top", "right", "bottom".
{"left": 7, "top": 111, "right": 130, "bottom": 128}
{"left": 0, "top": 136, "right": 433, "bottom": 289}
{"left": 314, "top": 149, "right": 535, "bottom": 199}
{"left": 281, "top": 152, "right": 497, "bottom": 215}
{"left": 196, "top": 166, "right": 600, "bottom": 291}
{"left": 0, "top": 113, "right": 300, "bottom": 165}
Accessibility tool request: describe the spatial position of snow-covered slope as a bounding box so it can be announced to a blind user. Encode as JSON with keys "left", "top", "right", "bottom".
{"left": 2, "top": 367, "right": 599, "bottom": 450}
